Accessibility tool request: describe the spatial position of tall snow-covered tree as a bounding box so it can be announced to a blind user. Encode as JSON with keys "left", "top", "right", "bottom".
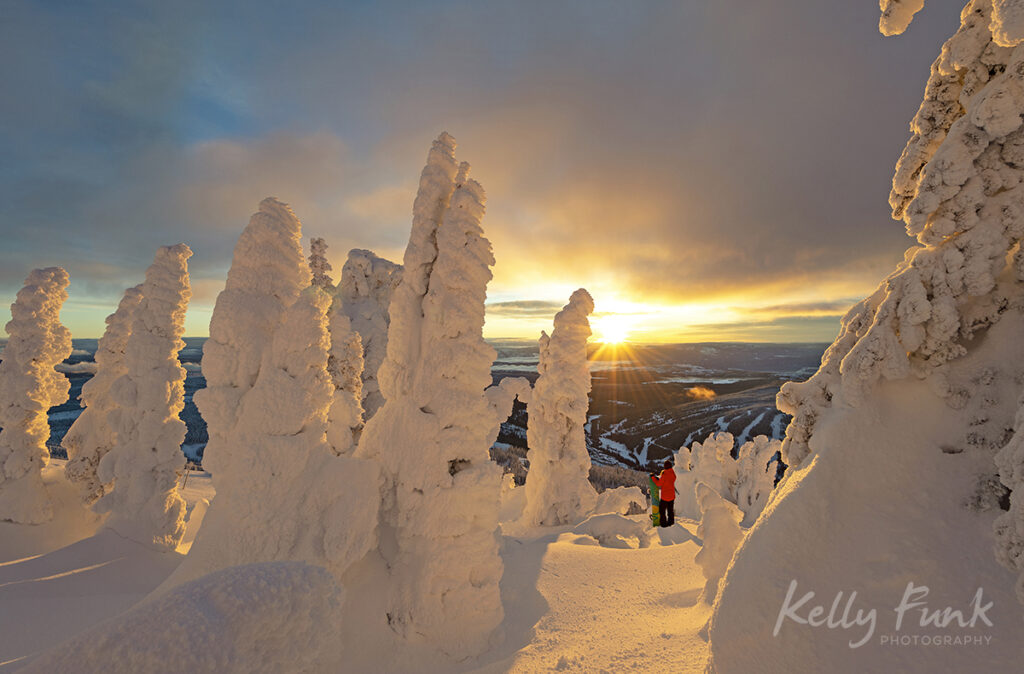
{"left": 339, "top": 249, "right": 402, "bottom": 419}
{"left": 308, "top": 236, "right": 335, "bottom": 290}
{"left": 0, "top": 267, "right": 72, "bottom": 524}
{"left": 195, "top": 197, "right": 310, "bottom": 484}
{"left": 93, "top": 245, "right": 192, "bottom": 550}
{"left": 325, "top": 304, "right": 364, "bottom": 455}
{"left": 63, "top": 285, "right": 143, "bottom": 505}
{"left": 164, "top": 198, "right": 380, "bottom": 591}
{"left": 356, "top": 134, "right": 504, "bottom": 658}
{"left": 522, "top": 289, "right": 599, "bottom": 526}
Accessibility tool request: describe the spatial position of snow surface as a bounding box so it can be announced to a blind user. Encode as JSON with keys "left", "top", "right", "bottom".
{"left": 0, "top": 268, "right": 72, "bottom": 524}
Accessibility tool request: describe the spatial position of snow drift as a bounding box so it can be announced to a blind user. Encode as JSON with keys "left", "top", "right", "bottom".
{"left": 24, "top": 561, "right": 344, "bottom": 674}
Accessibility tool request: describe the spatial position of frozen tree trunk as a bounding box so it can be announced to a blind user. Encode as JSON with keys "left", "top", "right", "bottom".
{"left": 63, "top": 285, "right": 143, "bottom": 505}
{"left": 325, "top": 304, "right": 364, "bottom": 455}
{"left": 694, "top": 482, "right": 744, "bottom": 604}
{"left": 522, "top": 289, "right": 599, "bottom": 526}
{"left": 93, "top": 245, "right": 192, "bottom": 550}
{"left": 195, "top": 197, "right": 310, "bottom": 484}
{"left": 308, "top": 236, "right": 335, "bottom": 291}
{"left": 356, "top": 134, "right": 504, "bottom": 658}
{"left": 339, "top": 249, "right": 402, "bottom": 420}
{"left": 0, "top": 267, "right": 72, "bottom": 524}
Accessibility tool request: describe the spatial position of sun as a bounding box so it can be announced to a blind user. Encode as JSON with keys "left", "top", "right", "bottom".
{"left": 592, "top": 314, "right": 632, "bottom": 344}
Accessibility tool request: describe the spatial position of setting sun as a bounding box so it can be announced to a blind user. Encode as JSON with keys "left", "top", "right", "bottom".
{"left": 592, "top": 314, "right": 633, "bottom": 343}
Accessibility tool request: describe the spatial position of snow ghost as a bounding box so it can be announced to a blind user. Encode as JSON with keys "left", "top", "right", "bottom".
{"left": 0, "top": 267, "right": 72, "bottom": 524}
{"left": 522, "top": 288, "right": 599, "bottom": 526}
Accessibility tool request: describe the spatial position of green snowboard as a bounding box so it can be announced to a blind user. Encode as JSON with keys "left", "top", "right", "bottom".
{"left": 649, "top": 475, "right": 660, "bottom": 528}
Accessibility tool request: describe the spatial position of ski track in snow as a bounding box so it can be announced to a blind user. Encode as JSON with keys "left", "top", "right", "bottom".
{"left": 736, "top": 411, "right": 766, "bottom": 446}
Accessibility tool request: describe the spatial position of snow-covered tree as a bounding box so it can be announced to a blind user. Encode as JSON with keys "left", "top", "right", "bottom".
{"left": 484, "top": 376, "right": 532, "bottom": 448}
{"left": 339, "top": 249, "right": 402, "bottom": 419}
{"left": 356, "top": 134, "right": 504, "bottom": 658}
{"left": 325, "top": 304, "right": 364, "bottom": 455}
{"left": 308, "top": 236, "right": 334, "bottom": 290}
{"left": 780, "top": 0, "right": 1024, "bottom": 469}
{"left": 196, "top": 197, "right": 310, "bottom": 484}
{"left": 0, "top": 267, "right": 72, "bottom": 524}
{"left": 694, "top": 482, "right": 743, "bottom": 604}
{"left": 63, "top": 284, "right": 143, "bottom": 505}
{"left": 165, "top": 198, "right": 379, "bottom": 591}
{"left": 91, "top": 245, "right": 192, "bottom": 549}
{"left": 674, "top": 432, "right": 779, "bottom": 526}
{"left": 522, "top": 289, "right": 598, "bottom": 526}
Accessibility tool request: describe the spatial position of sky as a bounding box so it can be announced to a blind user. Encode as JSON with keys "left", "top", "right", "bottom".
{"left": 1, "top": 0, "right": 966, "bottom": 342}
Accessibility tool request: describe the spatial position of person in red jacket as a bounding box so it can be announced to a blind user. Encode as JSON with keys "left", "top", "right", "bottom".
{"left": 650, "top": 460, "right": 676, "bottom": 527}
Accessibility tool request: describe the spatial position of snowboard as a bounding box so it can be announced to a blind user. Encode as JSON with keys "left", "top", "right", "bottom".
{"left": 649, "top": 475, "right": 660, "bottom": 528}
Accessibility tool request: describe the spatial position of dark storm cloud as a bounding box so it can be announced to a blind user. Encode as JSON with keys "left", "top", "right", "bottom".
{"left": 0, "top": 0, "right": 967, "bottom": 336}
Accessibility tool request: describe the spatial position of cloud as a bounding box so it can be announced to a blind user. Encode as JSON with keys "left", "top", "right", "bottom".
{"left": 0, "top": 0, "right": 969, "bottom": 339}
{"left": 685, "top": 386, "right": 717, "bottom": 401}
{"left": 486, "top": 300, "right": 565, "bottom": 318}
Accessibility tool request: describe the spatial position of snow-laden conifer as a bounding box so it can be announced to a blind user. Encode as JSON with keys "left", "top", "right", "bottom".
{"left": 339, "top": 250, "right": 402, "bottom": 420}
{"left": 522, "top": 289, "right": 598, "bottom": 526}
{"left": 0, "top": 267, "right": 72, "bottom": 524}
{"left": 93, "top": 245, "right": 192, "bottom": 550}
{"left": 356, "top": 134, "right": 504, "bottom": 658}
{"left": 63, "top": 285, "right": 143, "bottom": 505}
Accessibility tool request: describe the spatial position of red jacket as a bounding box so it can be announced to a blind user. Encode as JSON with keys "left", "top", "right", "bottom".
{"left": 652, "top": 468, "right": 676, "bottom": 502}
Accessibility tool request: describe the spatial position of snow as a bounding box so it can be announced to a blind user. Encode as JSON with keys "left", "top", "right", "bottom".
{"left": 523, "top": 289, "right": 599, "bottom": 526}
{"left": 166, "top": 276, "right": 381, "bottom": 590}
{"left": 992, "top": 0, "right": 1024, "bottom": 46}
{"left": 0, "top": 268, "right": 72, "bottom": 524}
{"left": 23, "top": 561, "right": 343, "bottom": 674}
{"left": 325, "top": 305, "right": 364, "bottom": 455}
{"left": 63, "top": 285, "right": 142, "bottom": 505}
{"left": 196, "top": 197, "right": 310, "bottom": 489}
{"left": 735, "top": 410, "right": 765, "bottom": 446}
{"left": 92, "top": 245, "right": 192, "bottom": 551}
{"left": 339, "top": 249, "right": 402, "bottom": 420}
{"left": 879, "top": 0, "right": 925, "bottom": 36}
{"left": 694, "top": 483, "right": 743, "bottom": 604}
{"left": 674, "top": 432, "right": 779, "bottom": 525}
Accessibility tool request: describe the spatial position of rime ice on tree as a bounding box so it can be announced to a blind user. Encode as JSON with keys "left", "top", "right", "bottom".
{"left": 308, "top": 236, "right": 335, "bottom": 290}
{"left": 325, "top": 304, "right": 364, "bottom": 455}
{"left": 339, "top": 249, "right": 402, "bottom": 420}
{"left": 64, "top": 285, "right": 143, "bottom": 505}
{"left": 196, "top": 197, "right": 310, "bottom": 485}
{"left": 93, "top": 245, "right": 192, "bottom": 550}
{"left": 0, "top": 267, "right": 72, "bottom": 524}
{"left": 356, "top": 134, "right": 504, "bottom": 658}
{"left": 522, "top": 289, "right": 599, "bottom": 526}
{"left": 165, "top": 199, "right": 380, "bottom": 591}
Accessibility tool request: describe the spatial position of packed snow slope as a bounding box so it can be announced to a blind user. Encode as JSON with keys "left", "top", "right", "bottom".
{"left": 0, "top": 462, "right": 710, "bottom": 672}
